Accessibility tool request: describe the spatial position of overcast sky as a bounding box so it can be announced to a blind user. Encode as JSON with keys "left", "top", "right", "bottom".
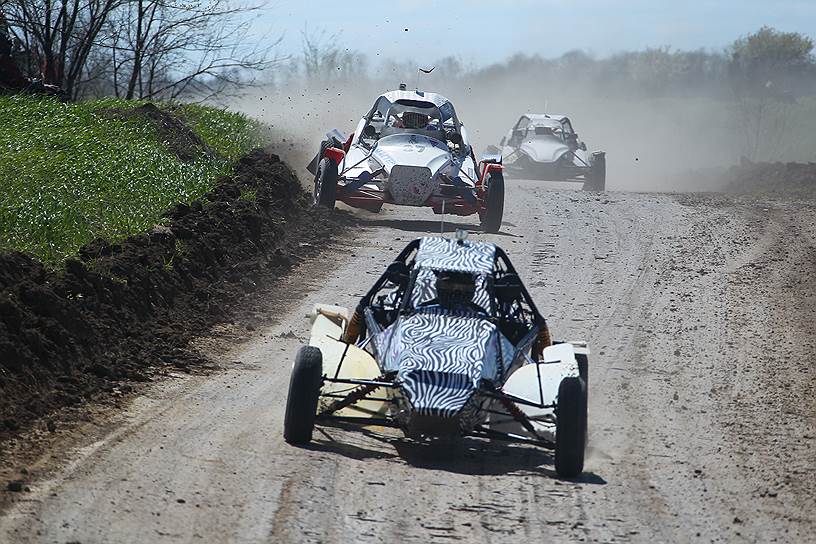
{"left": 258, "top": 0, "right": 816, "bottom": 66}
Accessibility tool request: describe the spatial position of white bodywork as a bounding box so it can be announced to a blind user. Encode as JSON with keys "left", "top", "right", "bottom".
{"left": 501, "top": 113, "right": 590, "bottom": 170}
{"left": 492, "top": 342, "right": 589, "bottom": 439}
{"left": 333, "top": 90, "right": 481, "bottom": 207}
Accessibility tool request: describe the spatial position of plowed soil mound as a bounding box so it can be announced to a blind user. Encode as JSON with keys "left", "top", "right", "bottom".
{"left": 102, "top": 102, "right": 215, "bottom": 162}
{"left": 0, "top": 150, "right": 345, "bottom": 440}
{"left": 725, "top": 160, "right": 816, "bottom": 195}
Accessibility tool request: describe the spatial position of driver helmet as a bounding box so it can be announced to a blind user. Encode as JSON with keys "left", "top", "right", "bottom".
{"left": 435, "top": 270, "right": 476, "bottom": 310}
{"left": 403, "top": 111, "right": 429, "bottom": 129}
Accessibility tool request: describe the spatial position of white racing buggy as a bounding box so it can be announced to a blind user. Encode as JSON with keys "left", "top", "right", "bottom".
{"left": 496, "top": 114, "right": 605, "bottom": 191}
{"left": 306, "top": 88, "right": 506, "bottom": 232}
{"left": 283, "top": 235, "right": 590, "bottom": 477}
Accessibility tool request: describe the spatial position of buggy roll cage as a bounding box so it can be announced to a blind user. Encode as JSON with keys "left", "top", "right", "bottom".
{"left": 347, "top": 240, "right": 549, "bottom": 346}
{"left": 360, "top": 95, "right": 466, "bottom": 151}
{"left": 314, "top": 240, "right": 560, "bottom": 445}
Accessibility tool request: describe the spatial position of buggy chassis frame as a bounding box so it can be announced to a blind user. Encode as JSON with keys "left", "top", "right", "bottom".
{"left": 314, "top": 352, "right": 559, "bottom": 448}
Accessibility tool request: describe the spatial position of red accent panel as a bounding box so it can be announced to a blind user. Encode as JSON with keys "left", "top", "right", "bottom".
{"left": 479, "top": 162, "right": 504, "bottom": 185}
{"left": 343, "top": 133, "right": 354, "bottom": 152}
{"left": 324, "top": 147, "right": 345, "bottom": 165}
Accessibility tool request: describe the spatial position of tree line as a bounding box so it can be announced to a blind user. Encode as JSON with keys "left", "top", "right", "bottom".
{"left": 288, "top": 26, "right": 815, "bottom": 102}
{"left": 0, "top": 0, "right": 277, "bottom": 100}
{"left": 2, "top": 8, "right": 814, "bottom": 109}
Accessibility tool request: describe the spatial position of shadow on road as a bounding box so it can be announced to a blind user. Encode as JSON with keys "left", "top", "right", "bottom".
{"left": 359, "top": 217, "right": 520, "bottom": 237}
{"left": 309, "top": 420, "right": 605, "bottom": 482}
{"left": 360, "top": 217, "right": 474, "bottom": 234}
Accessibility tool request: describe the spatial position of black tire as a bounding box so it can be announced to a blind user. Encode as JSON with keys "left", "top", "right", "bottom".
{"left": 313, "top": 157, "right": 338, "bottom": 208}
{"left": 583, "top": 153, "right": 606, "bottom": 192}
{"left": 576, "top": 353, "right": 589, "bottom": 387}
{"left": 283, "top": 346, "right": 323, "bottom": 445}
{"left": 554, "top": 376, "right": 587, "bottom": 478}
{"left": 480, "top": 171, "right": 505, "bottom": 233}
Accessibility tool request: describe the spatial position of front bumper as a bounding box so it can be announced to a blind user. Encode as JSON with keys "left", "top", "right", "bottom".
{"left": 337, "top": 181, "right": 482, "bottom": 216}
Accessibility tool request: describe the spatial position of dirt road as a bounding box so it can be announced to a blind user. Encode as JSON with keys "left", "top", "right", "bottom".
{"left": 1, "top": 181, "right": 814, "bottom": 543}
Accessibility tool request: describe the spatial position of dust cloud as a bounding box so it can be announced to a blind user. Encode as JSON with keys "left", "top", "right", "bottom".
{"left": 234, "top": 65, "right": 755, "bottom": 193}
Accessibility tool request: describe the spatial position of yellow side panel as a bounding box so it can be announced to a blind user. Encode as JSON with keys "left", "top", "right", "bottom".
{"left": 308, "top": 311, "right": 388, "bottom": 419}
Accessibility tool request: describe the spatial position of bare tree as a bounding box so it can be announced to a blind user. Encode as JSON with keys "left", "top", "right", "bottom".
{"left": 107, "top": 0, "right": 280, "bottom": 101}
{"left": 300, "top": 27, "right": 367, "bottom": 85}
{"left": 3, "top": 0, "right": 122, "bottom": 98}
{"left": 2, "top": 0, "right": 280, "bottom": 100}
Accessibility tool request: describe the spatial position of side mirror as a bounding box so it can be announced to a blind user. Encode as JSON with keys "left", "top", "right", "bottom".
{"left": 363, "top": 124, "right": 377, "bottom": 138}
{"left": 579, "top": 142, "right": 587, "bottom": 151}
{"left": 448, "top": 132, "right": 463, "bottom": 145}
{"left": 385, "top": 261, "right": 410, "bottom": 287}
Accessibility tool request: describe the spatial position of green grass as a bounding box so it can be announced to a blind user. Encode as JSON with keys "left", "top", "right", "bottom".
{"left": 174, "top": 103, "right": 265, "bottom": 162}
{"left": 0, "top": 96, "right": 265, "bottom": 264}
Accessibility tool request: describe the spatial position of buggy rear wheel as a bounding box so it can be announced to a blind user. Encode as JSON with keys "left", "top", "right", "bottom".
{"left": 554, "top": 376, "right": 587, "bottom": 477}
{"left": 480, "top": 171, "right": 505, "bottom": 233}
{"left": 582, "top": 153, "right": 606, "bottom": 192}
{"left": 314, "top": 157, "right": 338, "bottom": 208}
{"left": 283, "top": 346, "right": 323, "bottom": 445}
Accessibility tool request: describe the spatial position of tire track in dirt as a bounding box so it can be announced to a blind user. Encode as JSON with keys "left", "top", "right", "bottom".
{"left": 1, "top": 183, "right": 814, "bottom": 543}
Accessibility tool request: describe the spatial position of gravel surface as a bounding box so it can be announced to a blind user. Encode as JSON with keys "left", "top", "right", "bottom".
{"left": 1, "top": 181, "right": 814, "bottom": 543}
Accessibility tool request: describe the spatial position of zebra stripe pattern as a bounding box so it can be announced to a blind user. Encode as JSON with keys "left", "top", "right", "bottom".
{"left": 364, "top": 236, "right": 527, "bottom": 426}
{"left": 408, "top": 267, "right": 492, "bottom": 311}
{"left": 414, "top": 237, "right": 496, "bottom": 274}
{"left": 389, "top": 310, "right": 496, "bottom": 417}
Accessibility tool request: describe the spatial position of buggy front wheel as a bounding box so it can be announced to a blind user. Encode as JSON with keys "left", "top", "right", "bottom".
{"left": 314, "top": 157, "right": 338, "bottom": 208}
{"left": 480, "top": 171, "right": 505, "bottom": 233}
{"left": 554, "top": 376, "right": 587, "bottom": 477}
{"left": 582, "top": 153, "right": 606, "bottom": 192}
{"left": 283, "top": 346, "right": 323, "bottom": 444}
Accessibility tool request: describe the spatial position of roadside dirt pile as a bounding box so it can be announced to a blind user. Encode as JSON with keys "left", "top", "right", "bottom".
{"left": 724, "top": 159, "right": 816, "bottom": 195}
{"left": 102, "top": 103, "right": 215, "bottom": 162}
{"left": 0, "top": 150, "right": 344, "bottom": 439}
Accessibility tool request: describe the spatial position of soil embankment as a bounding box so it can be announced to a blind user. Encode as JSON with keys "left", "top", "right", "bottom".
{"left": 724, "top": 159, "right": 816, "bottom": 195}
{"left": 0, "top": 149, "right": 345, "bottom": 441}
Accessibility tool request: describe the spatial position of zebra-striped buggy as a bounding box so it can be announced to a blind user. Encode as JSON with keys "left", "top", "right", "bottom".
{"left": 283, "top": 236, "right": 590, "bottom": 477}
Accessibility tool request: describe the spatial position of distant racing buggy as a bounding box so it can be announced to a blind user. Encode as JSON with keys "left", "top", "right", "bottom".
{"left": 307, "top": 88, "right": 506, "bottom": 232}
{"left": 496, "top": 114, "right": 605, "bottom": 191}
{"left": 283, "top": 235, "right": 590, "bottom": 477}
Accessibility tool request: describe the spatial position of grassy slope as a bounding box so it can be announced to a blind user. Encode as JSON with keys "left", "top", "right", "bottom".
{"left": 0, "top": 96, "right": 264, "bottom": 264}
